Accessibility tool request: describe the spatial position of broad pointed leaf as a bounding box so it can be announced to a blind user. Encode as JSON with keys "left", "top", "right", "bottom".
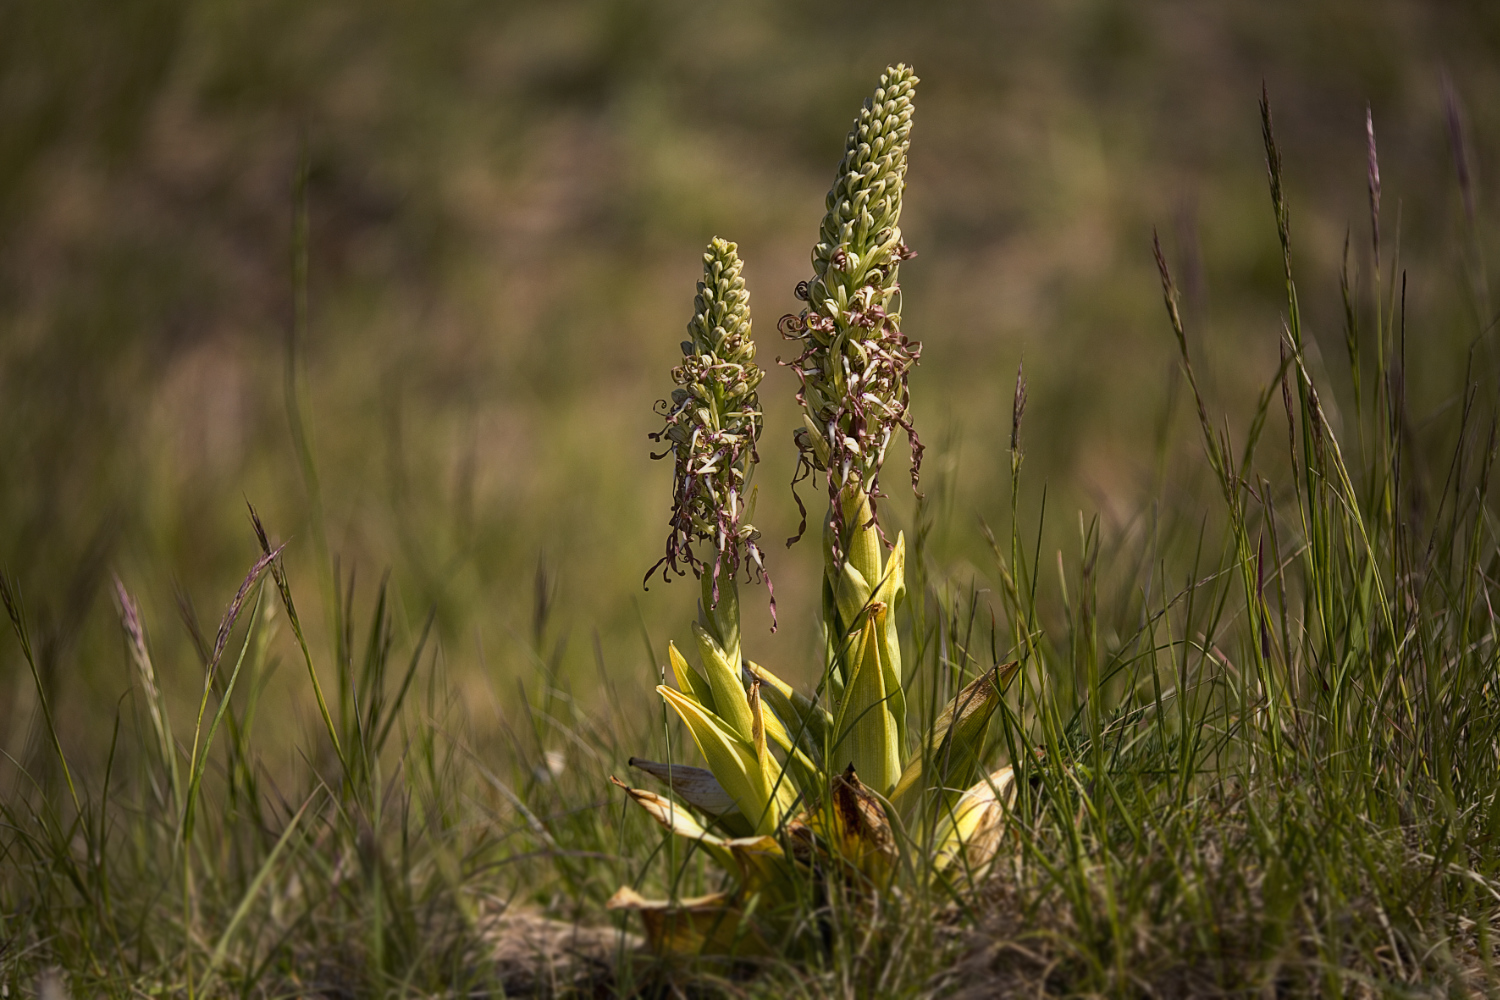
{"left": 667, "top": 641, "right": 715, "bottom": 714}
{"left": 692, "top": 621, "right": 754, "bottom": 742}
{"left": 627, "top": 758, "right": 739, "bottom": 818}
{"left": 733, "top": 677, "right": 821, "bottom": 801}
{"left": 747, "top": 679, "right": 806, "bottom": 816}
{"left": 870, "top": 530, "right": 907, "bottom": 611}
{"left": 657, "top": 685, "right": 779, "bottom": 833}
{"left": 611, "top": 779, "right": 789, "bottom": 894}
{"left": 609, "top": 776, "right": 736, "bottom": 868}
{"left": 746, "top": 660, "right": 830, "bottom": 760}
{"left": 933, "top": 765, "right": 1017, "bottom": 875}
{"left": 870, "top": 532, "right": 907, "bottom": 739}
{"left": 831, "top": 607, "right": 901, "bottom": 795}
{"left": 749, "top": 679, "right": 771, "bottom": 777}
{"left": 834, "top": 560, "right": 873, "bottom": 633}
{"left": 891, "top": 661, "right": 1018, "bottom": 816}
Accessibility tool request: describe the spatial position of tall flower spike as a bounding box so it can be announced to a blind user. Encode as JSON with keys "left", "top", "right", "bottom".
{"left": 648, "top": 238, "right": 774, "bottom": 625}
{"left": 782, "top": 63, "right": 923, "bottom": 543}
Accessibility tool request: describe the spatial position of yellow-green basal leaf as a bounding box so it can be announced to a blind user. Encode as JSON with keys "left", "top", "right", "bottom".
{"left": 890, "top": 661, "right": 1016, "bottom": 817}
{"left": 693, "top": 621, "right": 755, "bottom": 742}
{"left": 933, "top": 765, "right": 1016, "bottom": 874}
{"left": 667, "top": 641, "right": 716, "bottom": 714}
{"left": 831, "top": 607, "right": 902, "bottom": 795}
{"left": 658, "top": 685, "right": 785, "bottom": 834}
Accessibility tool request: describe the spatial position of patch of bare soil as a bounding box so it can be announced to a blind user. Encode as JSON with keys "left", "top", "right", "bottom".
{"left": 481, "top": 905, "right": 642, "bottom": 997}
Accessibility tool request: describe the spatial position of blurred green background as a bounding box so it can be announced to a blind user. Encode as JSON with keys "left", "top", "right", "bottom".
{"left": 3, "top": 0, "right": 1498, "bottom": 771}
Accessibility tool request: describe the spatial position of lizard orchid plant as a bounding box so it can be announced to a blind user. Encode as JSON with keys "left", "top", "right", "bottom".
{"left": 611, "top": 65, "right": 1018, "bottom": 956}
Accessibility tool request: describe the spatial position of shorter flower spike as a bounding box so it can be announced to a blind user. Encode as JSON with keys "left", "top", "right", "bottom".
{"left": 648, "top": 238, "right": 774, "bottom": 627}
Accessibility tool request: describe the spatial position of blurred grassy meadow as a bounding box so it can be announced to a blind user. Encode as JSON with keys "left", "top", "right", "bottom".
{"left": 4, "top": 0, "right": 1495, "bottom": 761}
{"left": 5, "top": 0, "right": 1500, "bottom": 989}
